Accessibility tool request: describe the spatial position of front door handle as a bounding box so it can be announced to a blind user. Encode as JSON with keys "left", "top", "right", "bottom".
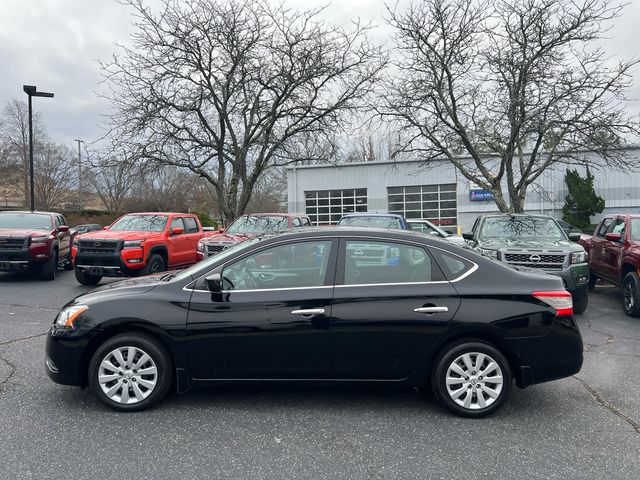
{"left": 414, "top": 306, "right": 449, "bottom": 314}
{"left": 291, "top": 308, "right": 325, "bottom": 316}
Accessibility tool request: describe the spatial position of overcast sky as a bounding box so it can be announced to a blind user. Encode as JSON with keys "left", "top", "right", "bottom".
{"left": 1, "top": 0, "right": 639, "bottom": 149}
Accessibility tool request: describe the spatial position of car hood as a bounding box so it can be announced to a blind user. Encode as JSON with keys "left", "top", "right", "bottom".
{"left": 76, "top": 230, "right": 159, "bottom": 241}
{"left": 202, "top": 232, "right": 254, "bottom": 243}
{"left": 0, "top": 228, "right": 52, "bottom": 237}
{"left": 73, "top": 273, "right": 167, "bottom": 304}
{"left": 478, "top": 238, "right": 583, "bottom": 252}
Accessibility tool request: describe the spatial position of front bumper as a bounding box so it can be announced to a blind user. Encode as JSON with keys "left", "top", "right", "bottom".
{"left": 45, "top": 328, "right": 94, "bottom": 387}
{"left": 0, "top": 250, "right": 48, "bottom": 272}
{"left": 75, "top": 248, "right": 146, "bottom": 277}
{"left": 548, "top": 264, "right": 590, "bottom": 293}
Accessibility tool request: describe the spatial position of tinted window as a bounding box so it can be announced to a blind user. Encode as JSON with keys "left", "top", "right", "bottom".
{"left": 183, "top": 217, "right": 199, "bottom": 233}
{"left": 597, "top": 218, "right": 613, "bottom": 237}
{"left": 430, "top": 248, "right": 476, "bottom": 280}
{"left": 222, "top": 240, "right": 332, "bottom": 290}
{"left": 343, "top": 240, "right": 438, "bottom": 285}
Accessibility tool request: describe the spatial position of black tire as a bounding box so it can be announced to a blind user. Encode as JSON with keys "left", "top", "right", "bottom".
{"left": 572, "top": 286, "right": 589, "bottom": 315}
{"left": 64, "top": 249, "right": 74, "bottom": 271}
{"left": 40, "top": 250, "right": 57, "bottom": 281}
{"left": 431, "top": 340, "right": 512, "bottom": 418}
{"left": 75, "top": 268, "right": 102, "bottom": 286}
{"left": 622, "top": 272, "right": 640, "bottom": 317}
{"left": 141, "top": 253, "right": 166, "bottom": 276}
{"left": 588, "top": 271, "right": 597, "bottom": 292}
{"left": 88, "top": 333, "right": 172, "bottom": 412}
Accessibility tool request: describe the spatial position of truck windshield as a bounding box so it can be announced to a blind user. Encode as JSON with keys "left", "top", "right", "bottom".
{"left": 226, "top": 216, "right": 288, "bottom": 234}
{"left": 338, "top": 216, "right": 403, "bottom": 229}
{"left": 0, "top": 213, "right": 52, "bottom": 230}
{"left": 480, "top": 216, "right": 565, "bottom": 240}
{"left": 109, "top": 215, "right": 168, "bottom": 232}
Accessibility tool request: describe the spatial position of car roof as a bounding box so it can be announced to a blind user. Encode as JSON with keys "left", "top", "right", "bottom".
{"left": 481, "top": 213, "right": 555, "bottom": 219}
{"left": 254, "top": 226, "right": 443, "bottom": 244}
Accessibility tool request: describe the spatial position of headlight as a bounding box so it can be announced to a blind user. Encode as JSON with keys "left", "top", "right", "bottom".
{"left": 123, "top": 240, "right": 143, "bottom": 249}
{"left": 55, "top": 305, "right": 89, "bottom": 329}
{"left": 478, "top": 248, "right": 498, "bottom": 259}
{"left": 31, "top": 236, "right": 51, "bottom": 244}
{"left": 570, "top": 251, "right": 587, "bottom": 264}
{"left": 197, "top": 240, "right": 205, "bottom": 252}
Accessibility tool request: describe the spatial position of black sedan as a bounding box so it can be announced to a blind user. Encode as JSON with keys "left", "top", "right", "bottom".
{"left": 46, "top": 228, "right": 583, "bottom": 417}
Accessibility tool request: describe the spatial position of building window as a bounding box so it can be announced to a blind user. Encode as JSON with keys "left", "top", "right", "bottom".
{"left": 305, "top": 188, "right": 367, "bottom": 225}
{"left": 387, "top": 184, "right": 457, "bottom": 231}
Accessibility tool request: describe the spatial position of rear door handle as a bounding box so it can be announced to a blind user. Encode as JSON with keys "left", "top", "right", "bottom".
{"left": 291, "top": 308, "right": 325, "bottom": 316}
{"left": 414, "top": 306, "right": 449, "bottom": 314}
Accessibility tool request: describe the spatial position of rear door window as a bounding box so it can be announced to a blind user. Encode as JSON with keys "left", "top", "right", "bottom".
{"left": 184, "top": 217, "right": 199, "bottom": 233}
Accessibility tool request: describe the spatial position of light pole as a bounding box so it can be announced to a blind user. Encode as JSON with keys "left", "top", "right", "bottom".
{"left": 22, "top": 85, "right": 54, "bottom": 211}
{"left": 75, "top": 139, "right": 84, "bottom": 209}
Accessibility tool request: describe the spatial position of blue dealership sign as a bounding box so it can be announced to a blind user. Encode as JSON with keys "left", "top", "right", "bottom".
{"left": 470, "top": 190, "right": 495, "bottom": 201}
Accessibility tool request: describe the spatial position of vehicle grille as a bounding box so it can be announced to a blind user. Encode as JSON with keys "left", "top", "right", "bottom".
{"left": 77, "top": 239, "right": 121, "bottom": 254}
{"left": 206, "top": 244, "right": 232, "bottom": 257}
{"left": 0, "top": 237, "right": 28, "bottom": 251}
{"left": 503, "top": 252, "right": 566, "bottom": 271}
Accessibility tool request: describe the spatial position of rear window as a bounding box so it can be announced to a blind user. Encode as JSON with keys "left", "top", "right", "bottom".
{"left": 338, "top": 216, "right": 403, "bottom": 229}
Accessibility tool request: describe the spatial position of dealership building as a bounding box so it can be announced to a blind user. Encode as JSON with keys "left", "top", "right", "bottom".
{"left": 286, "top": 147, "right": 640, "bottom": 233}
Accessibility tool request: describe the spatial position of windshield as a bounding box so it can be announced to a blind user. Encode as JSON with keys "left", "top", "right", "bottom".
{"left": 0, "top": 213, "right": 52, "bottom": 230}
{"left": 631, "top": 219, "right": 640, "bottom": 242}
{"left": 338, "top": 216, "right": 403, "bottom": 229}
{"left": 109, "top": 215, "right": 168, "bottom": 232}
{"left": 171, "top": 237, "right": 263, "bottom": 282}
{"left": 226, "top": 215, "right": 288, "bottom": 234}
{"left": 480, "top": 216, "right": 566, "bottom": 240}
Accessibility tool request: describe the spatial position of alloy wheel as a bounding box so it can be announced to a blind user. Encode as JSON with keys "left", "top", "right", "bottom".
{"left": 445, "top": 352, "right": 504, "bottom": 410}
{"left": 98, "top": 346, "right": 158, "bottom": 405}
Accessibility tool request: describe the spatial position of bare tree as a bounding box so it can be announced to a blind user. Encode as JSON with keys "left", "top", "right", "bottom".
{"left": 383, "top": 0, "right": 639, "bottom": 212}
{"left": 34, "top": 143, "right": 77, "bottom": 210}
{"left": 102, "top": 0, "right": 385, "bottom": 223}
{"left": 88, "top": 155, "right": 137, "bottom": 216}
{"left": 0, "top": 100, "right": 47, "bottom": 207}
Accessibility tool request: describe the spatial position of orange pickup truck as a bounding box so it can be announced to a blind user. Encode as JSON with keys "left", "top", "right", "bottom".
{"left": 73, "top": 212, "right": 204, "bottom": 285}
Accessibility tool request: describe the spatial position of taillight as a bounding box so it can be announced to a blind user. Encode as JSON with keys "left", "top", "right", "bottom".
{"left": 532, "top": 290, "right": 573, "bottom": 316}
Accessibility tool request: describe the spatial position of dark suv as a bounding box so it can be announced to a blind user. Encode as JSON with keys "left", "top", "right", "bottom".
{"left": 463, "top": 214, "right": 589, "bottom": 314}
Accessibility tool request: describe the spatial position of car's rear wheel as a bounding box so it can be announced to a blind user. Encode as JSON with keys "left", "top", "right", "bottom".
{"left": 622, "top": 272, "right": 640, "bottom": 317}
{"left": 75, "top": 268, "right": 102, "bottom": 285}
{"left": 573, "top": 286, "right": 589, "bottom": 315}
{"left": 431, "top": 341, "right": 512, "bottom": 418}
{"left": 88, "top": 333, "right": 172, "bottom": 411}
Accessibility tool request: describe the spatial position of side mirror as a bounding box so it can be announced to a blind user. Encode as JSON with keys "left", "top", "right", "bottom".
{"left": 605, "top": 232, "right": 622, "bottom": 242}
{"left": 57, "top": 225, "right": 69, "bottom": 233}
{"left": 462, "top": 232, "right": 474, "bottom": 241}
{"left": 205, "top": 273, "right": 222, "bottom": 293}
{"left": 171, "top": 227, "right": 184, "bottom": 236}
{"left": 568, "top": 232, "right": 581, "bottom": 242}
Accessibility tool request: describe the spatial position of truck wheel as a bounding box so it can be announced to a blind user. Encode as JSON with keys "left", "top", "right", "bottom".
{"left": 572, "top": 286, "right": 588, "bottom": 315}
{"left": 41, "top": 250, "right": 57, "bottom": 281}
{"left": 75, "top": 268, "right": 102, "bottom": 286}
{"left": 141, "top": 254, "right": 166, "bottom": 276}
{"left": 622, "top": 272, "right": 640, "bottom": 317}
{"left": 64, "top": 250, "right": 74, "bottom": 271}
{"left": 588, "top": 271, "right": 597, "bottom": 292}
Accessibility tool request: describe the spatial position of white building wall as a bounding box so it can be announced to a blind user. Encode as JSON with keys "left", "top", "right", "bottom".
{"left": 287, "top": 148, "right": 640, "bottom": 231}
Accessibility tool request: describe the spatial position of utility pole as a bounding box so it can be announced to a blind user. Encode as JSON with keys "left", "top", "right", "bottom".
{"left": 22, "top": 85, "right": 54, "bottom": 211}
{"left": 75, "top": 139, "right": 84, "bottom": 209}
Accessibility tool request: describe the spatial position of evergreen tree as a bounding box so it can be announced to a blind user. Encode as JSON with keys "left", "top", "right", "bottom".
{"left": 562, "top": 167, "right": 605, "bottom": 230}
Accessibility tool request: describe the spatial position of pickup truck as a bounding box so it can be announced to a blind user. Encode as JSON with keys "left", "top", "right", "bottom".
{"left": 579, "top": 214, "right": 640, "bottom": 316}
{"left": 464, "top": 214, "right": 590, "bottom": 314}
{"left": 73, "top": 212, "right": 204, "bottom": 285}
{"left": 197, "top": 213, "right": 312, "bottom": 260}
{"left": 0, "top": 210, "right": 74, "bottom": 280}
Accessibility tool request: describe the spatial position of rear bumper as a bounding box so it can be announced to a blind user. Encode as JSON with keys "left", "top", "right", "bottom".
{"left": 511, "top": 315, "right": 583, "bottom": 388}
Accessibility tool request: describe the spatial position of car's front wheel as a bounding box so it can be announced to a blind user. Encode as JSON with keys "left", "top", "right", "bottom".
{"left": 622, "top": 272, "right": 640, "bottom": 317}
{"left": 75, "top": 268, "right": 102, "bottom": 285}
{"left": 431, "top": 341, "right": 512, "bottom": 418}
{"left": 88, "top": 333, "right": 172, "bottom": 411}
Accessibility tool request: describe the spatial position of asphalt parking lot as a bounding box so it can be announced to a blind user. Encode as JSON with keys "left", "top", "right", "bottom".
{"left": 0, "top": 271, "right": 639, "bottom": 479}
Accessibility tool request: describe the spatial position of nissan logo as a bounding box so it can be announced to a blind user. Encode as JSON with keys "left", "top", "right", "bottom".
{"left": 529, "top": 254, "right": 542, "bottom": 262}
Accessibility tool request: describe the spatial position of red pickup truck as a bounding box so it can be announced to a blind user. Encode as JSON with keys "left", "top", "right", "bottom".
{"left": 0, "top": 210, "right": 74, "bottom": 280}
{"left": 73, "top": 212, "right": 204, "bottom": 285}
{"left": 580, "top": 214, "right": 640, "bottom": 316}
